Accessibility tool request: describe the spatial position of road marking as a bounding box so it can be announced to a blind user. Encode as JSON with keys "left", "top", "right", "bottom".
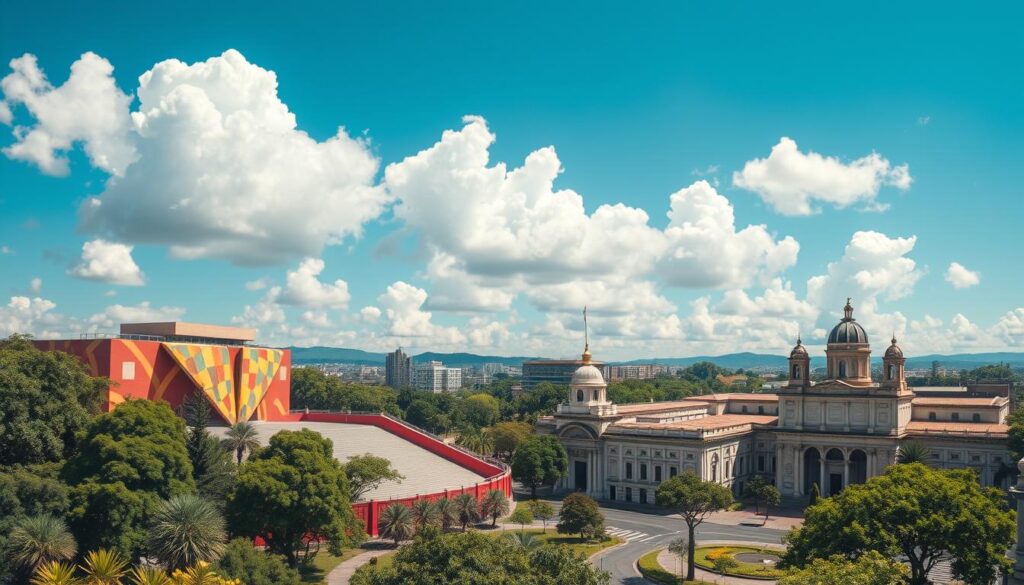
{"left": 606, "top": 525, "right": 663, "bottom": 542}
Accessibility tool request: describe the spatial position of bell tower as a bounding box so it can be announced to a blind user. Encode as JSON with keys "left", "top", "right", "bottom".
{"left": 787, "top": 336, "right": 811, "bottom": 389}
{"left": 881, "top": 335, "right": 907, "bottom": 392}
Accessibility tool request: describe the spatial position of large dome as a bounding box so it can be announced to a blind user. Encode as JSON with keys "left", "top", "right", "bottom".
{"left": 571, "top": 364, "right": 606, "bottom": 386}
{"left": 827, "top": 298, "right": 869, "bottom": 345}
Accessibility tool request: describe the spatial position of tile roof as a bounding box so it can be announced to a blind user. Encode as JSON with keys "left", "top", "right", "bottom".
{"left": 911, "top": 396, "right": 1007, "bottom": 407}
{"left": 611, "top": 414, "right": 778, "bottom": 432}
{"left": 905, "top": 420, "right": 1008, "bottom": 436}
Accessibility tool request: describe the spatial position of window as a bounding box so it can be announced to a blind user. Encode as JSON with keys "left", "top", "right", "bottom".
{"left": 686, "top": 453, "right": 694, "bottom": 460}
{"left": 792, "top": 364, "right": 801, "bottom": 379}
{"left": 758, "top": 405, "right": 765, "bottom": 414}
{"left": 609, "top": 485, "right": 616, "bottom": 500}
{"left": 279, "top": 366, "right": 288, "bottom": 380}
{"left": 973, "top": 413, "right": 981, "bottom": 422}
{"left": 742, "top": 405, "right": 748, "bottom": 413}
{"left": 121, "top": 361, "right": 136, "bottom": 380}
{"left": 592, "top": 390, "right": 598, "bottom": 401}
{"left": 928, "top": 412, "right": 937, "bottom": 421}
{"left": 625, "top": 462, "right": 633, "bottom": 480}
{"left": 951, "top": 412, "right": 960, "bottom": 421}
{"left": 670, "top": 466, "right": 678, "bottom": 478}
{"left": 625, "top": 487, "right": 632, "bottom": 502}
{"left": 639, "top": 489, "right": 647, "bottom": 504}
{"left": 887, "top": 364, "right": 896, "bottom": 380}
{"left": 951, "top": 453, "right": 960, "bottom": 461}
{"left": 758, "top": 455, "right": 765, "bottom": 472}
{"left": 838, "top": 361, "right": 847, "bottom": 378}
{"left": 711, "top": 458, "right": 718, "bottom": 482}
{"left": 576, "top": 389, "right": 584, "bottom": 402}
{"left": 640, "top": 464, "right": 648, "bottom": 481}
{"left": 726, "top": 461, "right": 731, "bottom": 478}
{"left": 655, "top": 466, "right": 662, "bottom": 482}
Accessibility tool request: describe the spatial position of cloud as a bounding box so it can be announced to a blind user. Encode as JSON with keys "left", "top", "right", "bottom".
{"left": 69, "top": 239, "right": 145, "bottom": 285}
{"left": 277, "top": 258, "right": 350, "bottom": 309}
{"left": 245, "top": 277, "right": 270, "bottom": 291}
{"left": 359, "top": 306, "right": 381, "bottom": 323}
{"left": 733, "top": 137, "right": 911, "bottom": 215}
{"left": 377, "top": 281, "right": 465, "bottom": 344}
{"left": 232, "top": 286, "right": 286, "bottom": 328}
{"left": 86, "top": 301, "right": 185, "bottom": 330}
{"left": 991, "top": 309, "right": 1024, "bottom": 347}
{"left": 0, "top": 296, "right": 60, "bottom": 337}
{"left": 945, "top": 262, "right": 980, "bottom": 289}
{"left": 0, "top": 246, "right": 13, "bottom": 255}
{"left": 1, "top": 50, "right": 390, "bottom": 265}
{"left": 661, "top": 180, "right": 799, "bottom": 288}
{"left": 0, "top": 52, "right": 135, "bottom": 176}
{"left": 29, "top": 277, "right": 41, "bottom": 294}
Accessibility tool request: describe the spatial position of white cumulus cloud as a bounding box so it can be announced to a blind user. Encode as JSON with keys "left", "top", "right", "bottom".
{"left": 377, "top": 281, "right": 465, "bottom": 344}
{"left": 69, "top": 239, "right": 145, "bottom": 286}
{"left": 733, "top": 137, "right": 911, "bottom": 215}
{"left": 86, "top": 301, "right": 185, "bottom": 330}
{"left": 277, "top": 258, "right": 350, "bottom": 309}
{"left": 945, "top": 262, "right": 980, "bottom": 289}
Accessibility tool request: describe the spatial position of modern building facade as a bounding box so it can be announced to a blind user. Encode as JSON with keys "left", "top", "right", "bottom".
{"left": 34, "top": 321, "right": 292, "bottom": 424}
{"left": 609, "top": 364, "right": 666, "bottom": 381}
{"left": 385, "top": 347, "right": 413, "bottom": 388}
{"left": 539, "top": 300, "right": 1011, "bottom": 504}
{"left": 522, "top": 358, "right": 609, "bottom": 391}
{"left": 414, "top": 360, "right": 462, "bottom": 393}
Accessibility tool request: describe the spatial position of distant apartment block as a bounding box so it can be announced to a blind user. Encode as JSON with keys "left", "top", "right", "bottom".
{"left": 385, "top": 348, "right": 412, "bottom": 388}
{"left": 414, "top": 360, "right": 462, "bottom": 393}
{"left": 608, "top": 364, "right": 665, "bottom": 381}
{"left": 522, "top": 359, "right": 608, "bottom": 391}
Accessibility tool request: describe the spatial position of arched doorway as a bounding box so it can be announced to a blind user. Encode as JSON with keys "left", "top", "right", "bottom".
{"left": 825, "top": 448, "right": 845, "bottom": 495}
{"left": 803, "top": 448, "right": 821, "bottom": 495}
{"left": 849, "top": 450, "right": 867, "bottom": 485}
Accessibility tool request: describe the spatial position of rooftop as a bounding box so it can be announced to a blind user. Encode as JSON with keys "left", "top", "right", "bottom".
{"left": 120, "top": 321, "right": 256, "bottom": 343}
{"left": 904, "top": 420, "right": 1009, "bottom": 437}
{"left": 911, "top": 396, "right": 1008, "bottom": 407}
{"left": 611, "top": 414, "right": 778, "bottom": 434}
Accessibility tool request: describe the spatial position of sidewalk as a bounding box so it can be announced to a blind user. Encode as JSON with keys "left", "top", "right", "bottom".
{"left": 705, "top": 507, "right": 803, "bottom": 531}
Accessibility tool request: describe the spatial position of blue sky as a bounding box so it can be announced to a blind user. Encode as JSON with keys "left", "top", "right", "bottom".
{"left": 1, "top": 1, "right": 1021, "bottom": 359}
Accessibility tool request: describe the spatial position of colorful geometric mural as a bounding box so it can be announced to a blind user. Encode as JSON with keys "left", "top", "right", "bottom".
{"left": 237, "top": 347, "right": 283, "bottom": 422}
{"left": 163, "top": 343, "right": 237, "bottom": 424}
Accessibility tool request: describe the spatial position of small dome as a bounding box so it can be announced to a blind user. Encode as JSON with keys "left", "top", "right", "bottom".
{"left": 885, "top": 336, "right": 903, "bottom": 358}
{"left": 827, "top": 298, "right": 869, "bottom": 345}
{"left": 571, "top": 364, "right": 605, "bottom": 386}
{"left": 790, "top": 337, "right": 808, "bottom": 358}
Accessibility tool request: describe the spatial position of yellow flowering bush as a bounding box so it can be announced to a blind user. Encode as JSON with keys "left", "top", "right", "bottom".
{"left": 170, "top": 562, "right": 241, "bottom": 585}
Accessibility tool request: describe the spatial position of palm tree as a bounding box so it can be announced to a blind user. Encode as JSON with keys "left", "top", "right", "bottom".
{"left": 410, "top": 499, "right": 440, "bottom": 531}
{"left": 128, "top": 567, "right": 171, "bottom": 585}
{"left": 147, "top": 494, "right": 227, "bottom": 571}
{"left": 31, "top": 561, "right": 80, "bottom": 585}
{"left": 504, "top": 532, "right": 540, "bottom": 550}
{"left": 453, "top": 494, "right": 479, "bottom": 531}
{"left": 80, "top": 549, "right": 128, "bottom": 585}
{"left": 378, "top": 504, "right": 415, "bottom": 546}
{"left": 897, "top": 441, "right": 932, "bottom": 465}
{"left": 481, "top": 489, "right": 510, "bottom": 527}
{"left": 456, "top": 427, "right": 494, "bottom": 456}
{"left": 9, "top": 514, "right": 78, "bottom": 571}
{"left": 221, "top": 421, "right": 260, "bottom": 464}
{"left": 434, "top": 497, "right": 457, "bottom": 531}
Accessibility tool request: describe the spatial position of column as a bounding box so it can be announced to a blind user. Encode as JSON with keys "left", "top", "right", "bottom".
{"left": 774, "top": 444, "right": 783, "bottom": 489}
{"left": 819, "top": 452, "right": 826, "bottom": 495}
{"left": 843, "top": 457, "right": 850, "bottom": 490}
{"left": 794, "top": 446, "right": 803, "bottom": 496}
{"left": 588, "top": 452, "right": 595, "bottom": 496}
{"left": 820, "top": 402, "right": 826, "bottom": 431}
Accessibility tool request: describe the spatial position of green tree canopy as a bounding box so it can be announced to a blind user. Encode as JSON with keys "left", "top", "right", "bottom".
{"left": 226, "top": 428, "right": 362, "bottom": 567}
{"left": 0, "top": 335, "right": 105, "bottom": 466}
{"left": 345, "top": 454, "right": 403, "bottom": 502}
{"left": 510, "top": 435, "right": 567, "bottom": 498}
{"left": 556, "top": 493, "right": 604, "bottom": 539}
{"left": 490, "top": 421, "right": 533, "bottom": 460}
{"left": 782, "top": 463, "right": 1014, "bottom": 585}
{"left": 291, "top": 368, "right": 400, "bottom": 415}
{"left": 349, "top": 530, "right": 608, "bottom": 585}
{"left": 656, "top": 471, "right": 733, "bottom": 581}
{"left": 778, "top": 551, "right": 907, "bottom": 585}
{"left": 460, "top": 394, "right": 500, "bottom": 428}
{"left": 403, "top": 399, "right": 439, "bottom": 432}
{"left": 183, "top": 393, "right": 234, "bottom": 502}
{"left": 215, "top": 538, "right": 301, "bottom": 585}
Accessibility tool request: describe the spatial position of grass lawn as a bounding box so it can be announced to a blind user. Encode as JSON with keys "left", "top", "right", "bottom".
{"left": 694, "top": 545, "right": 784, "bottom": 579}
{"left": 298, "top": 547, "right": 368, "bottom": 583}
{"left": 637, "top": 549, "right": 715, "bottom": 585}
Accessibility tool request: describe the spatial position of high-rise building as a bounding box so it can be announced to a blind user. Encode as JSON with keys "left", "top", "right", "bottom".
{"left": 522, "top": 359, "right": 608, "bottom": 391}
{"left": 414, "top": 360, "right": 462, "bottom": 393}
{"left": 385, "top": 348, "right": 412, "bottom": 388}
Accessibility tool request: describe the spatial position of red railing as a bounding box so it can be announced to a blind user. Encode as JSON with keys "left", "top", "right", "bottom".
{"left": 294, "top": 411, "right": 512, "bottom": 536}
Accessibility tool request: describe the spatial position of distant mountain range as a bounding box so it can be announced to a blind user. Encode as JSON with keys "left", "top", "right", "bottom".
{"left": 288, "top": 346, "right": 1024, "bottom": 370}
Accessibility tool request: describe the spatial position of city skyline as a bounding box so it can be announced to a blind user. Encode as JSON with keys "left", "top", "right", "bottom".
{"left": 1, "top": 2, "right": 1022, "bottom": 360}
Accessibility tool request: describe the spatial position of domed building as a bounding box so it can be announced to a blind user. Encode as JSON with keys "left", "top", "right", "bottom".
{"left": 541, "top": 300, "right": 1012, "bottom": 502}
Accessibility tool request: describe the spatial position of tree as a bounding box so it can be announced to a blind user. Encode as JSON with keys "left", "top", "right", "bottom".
{"left": 782, "top": 463, "right": 1014, "bottom": 585}
{"left": 0, "top": 335, "right": 105, "bottom": 467}
{"left": 526, "top": 500, "right": 555, "bottom": 532}
{"left": 291, "top": 368, "right": 400, "bottom": 415}
{"left": 214, "top": 538, "right": 301, "bottom": 585}
{"left": 129, "top": 567, "right": 173, "bottom": 585}
{"left": 455, "top": 426, "right": 493, "bottom": 456}
{"left": 183, "top": 393, "right": 233, "bottom": 502}
{"left": 63, "top": 399, "right": 194, "bottom": 557}
{"left": 480, "top": 489, "right": 509, "bottom": 527}
{"left": 8, "top": 514, "right": 77, "bottom": 571}
{"left": 147, "top": 494, "right": 227, "bottom": 571}
{"left": 29, "top": 560, "right": 79, "bottom": 585}
{"left": 508, "top": 507, "right": 533, "bottom": 532}
{"left": 226, "top": 429, "right": 362, "bottom": 567}
{"left": 410, "top": 500, "right": 440, "bottom": 532}
{"left": 404, "top": 400, "right": 438, "bottom": 432}
{"left": 744, "top": 475, "right": 780, "bottom": 518}
{"left": 556, "top": 493, "right": 604, "bottom": 539}
{"left": 349, "top": 531, "right": 608, "bottom": 585}
{"left": 453, "top": 494, "right": 479, "bottom": 531}
{"left": 656, "top": 471, "right": 733, "bottom": 581}
{"left": 80, "top": 548, "right": 129, "bottom": 584}
{"left": 460, "top": 394, "right": 500, "bottom": 428}
{"left": 433, "top": 497, "right": 456, "bottom": 531}
{"left": 345, "top": 454, "right": 404, "bottom": 501}
{"left": 779, "top": 551, "right": 907, "bottom": 585}
{"left": 896, "top": 441, "right": 931, "bottom": 465}
{"left": 489, "top": 422, "right": 532, "bottom": 460}
{"left": 510, "top": 435, "right": 568, "bottom": 498}
{"left": 378, "top": 504, "right": 414, "bottom": 546}
{"left": 667, "top": 537, "right": 688, "bottom": 580}
{"left": 221, "top": 421, "right": 260, "bottom": 465}
{"left": 807, "top": 482, "right": 820, "bottom": 507}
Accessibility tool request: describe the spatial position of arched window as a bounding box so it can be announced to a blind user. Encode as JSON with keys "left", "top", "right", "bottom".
{"left": 888, "top": 364, "right": 896, "bottom": 380}
{"left": 711, "top": 455, "right": 718, "bottom": 482}
{"left": 576, "top": 389, "right": 584, "bottom": 402}
{"left": 793, "top": 364, "right": 801, "bottom": 380}
{"left": 592, "top": 390, "right": 599, "bottom": 401}
{"left": 838, "top": 361, "right": 847, "bottom": 378}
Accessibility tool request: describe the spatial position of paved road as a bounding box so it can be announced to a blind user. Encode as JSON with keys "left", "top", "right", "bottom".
{"left": 586, "top": 505, "right": 789, "bottom": 584}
